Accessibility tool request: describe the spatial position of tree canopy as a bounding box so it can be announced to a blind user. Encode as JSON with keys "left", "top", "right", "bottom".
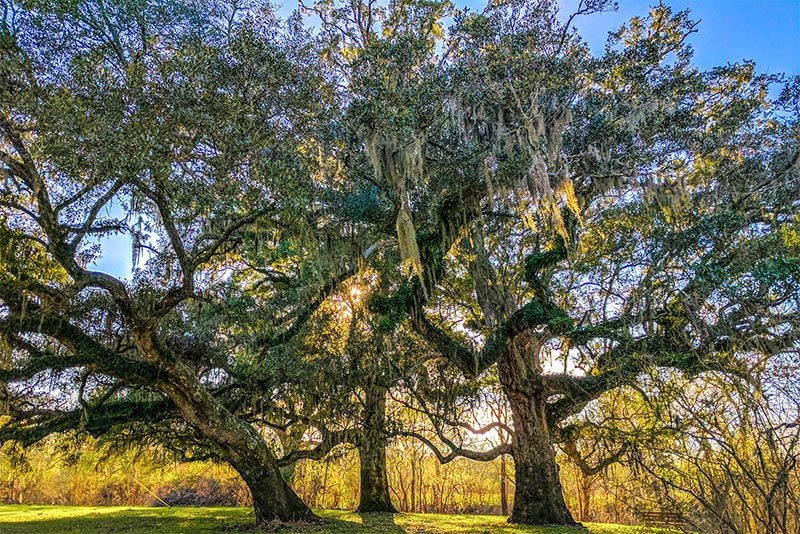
{"left": 1, "top": 0, "right": 798, "bottom": 527}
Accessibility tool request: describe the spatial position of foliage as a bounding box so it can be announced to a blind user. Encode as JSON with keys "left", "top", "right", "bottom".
{"left": 1, "top": 0, "right": 798, "bottom": 527}
{"left": 0, "top": 435, "right": 249, "bottom": 507}
{"left": 627, "top": 370, "right": 799, "bottom": 534}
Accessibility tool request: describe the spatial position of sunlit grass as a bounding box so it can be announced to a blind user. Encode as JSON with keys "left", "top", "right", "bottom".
{"left": 0, "top": 505, "right": 672, "bottom": 533}
{"left": 0, "top": 505, "right": 252, "bottom": 533}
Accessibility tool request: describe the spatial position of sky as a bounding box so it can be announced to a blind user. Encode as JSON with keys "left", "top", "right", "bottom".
{"left": 90, "top": 0, "right": 800, "bottom": 278}
{"left": 563, "top": 0, "right": 800, "bottom": 75}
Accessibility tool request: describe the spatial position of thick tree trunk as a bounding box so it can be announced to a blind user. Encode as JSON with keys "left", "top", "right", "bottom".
{"left": 505, "top": 390, "right": 576, "bottom": 525}
{"left": 229, "top": 447, "right": 313, "bottom": 524}
{"left": 498, "top": 344, "right": 577, "bottom": 526}
{"left": 136, "top": 340, "right": 313, "bottom": 524}
{"left": 178, "top": 397, "right": 312, "bottom": 523}
{"left": 357, "top": 383, "right": 397, "bottom": 513}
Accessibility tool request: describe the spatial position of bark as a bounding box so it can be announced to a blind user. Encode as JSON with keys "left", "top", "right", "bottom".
{"left": 230, "top": 447, "right": 312, "bottom": 524}
{"left": 357, "top": 383, "right": 397, "bottom": 513}
{"left": 134, "top": 333, "right": 313, "bottom": 524}
{"left": 578, "top": 474, "right": 593, "bottom": 522}
{"left": 499, "top": 345, "right": 577, "bottom": 526}
{"left": 500, "top": 454, "right": 509, "bottom": 516}
{"left": 0, "top": 381, "right": 9, "bottom": 416}
{"left": 506, "top": 390, "right": 577, "bottom": 525}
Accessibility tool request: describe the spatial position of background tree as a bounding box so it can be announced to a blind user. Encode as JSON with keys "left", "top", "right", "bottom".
{"left": 625, "top": 365, "right": 800, "bottom": 533}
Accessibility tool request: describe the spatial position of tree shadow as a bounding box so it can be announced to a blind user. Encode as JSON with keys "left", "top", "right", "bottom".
{"left": 357, "top": 512, "right": 405, "bottom": 533}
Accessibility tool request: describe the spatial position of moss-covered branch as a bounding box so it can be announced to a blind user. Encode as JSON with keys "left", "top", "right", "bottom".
{"left": 0, "top": 399, "right": 175, "bottom": 447}
{"left": 0, "top": 311, "right": 159, "bottom": 384}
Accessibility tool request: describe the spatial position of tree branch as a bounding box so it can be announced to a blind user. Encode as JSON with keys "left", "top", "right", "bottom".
{"left": 396, "top": 431, "right": 511, "bottom": 464}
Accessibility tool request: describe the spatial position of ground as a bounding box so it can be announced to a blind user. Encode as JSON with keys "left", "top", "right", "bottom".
{"left": 0, "top": 506, "right": 671, "bottom": 534}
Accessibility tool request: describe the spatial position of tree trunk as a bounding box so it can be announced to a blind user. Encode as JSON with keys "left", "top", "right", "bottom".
{"left": 0, "top": 380, "right": 9, "bottom": 416}
{"left": 230, "top": 450, "right": 312, "bottom": 524}
{"left": 411, "top": 454, "right": 416, "bottom": 512}
{"left": 500, "top": 454, "right": 509, "bottom": 516}
{"left": 578, "top": 473, "right": 593, "bottom": 522}
{"left": 505, "top": 390, "right": 576, "bottom": 525}
{"left": 498, "top": 345, "right": 576, "bottom": 526}
{"left": 143, "top": 348, "right": 313, "bottom": 524}
{"left": 357, "top": 383, "right": 397, "bottom": 513}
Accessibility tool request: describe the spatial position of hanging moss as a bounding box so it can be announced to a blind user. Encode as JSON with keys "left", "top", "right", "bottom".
{"left": 365, "top": 129, "right": 427, "bottom": 286}
{"left": 396, "top": 206, "right": 423, "bottom": 278}
{"left": 447, "top": 88, "right": 581, "bottom": 242}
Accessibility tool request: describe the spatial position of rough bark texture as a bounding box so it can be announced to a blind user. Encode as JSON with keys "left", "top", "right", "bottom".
{"left": 170, "top": 382, "right": 312, "bottom": 523}
{"left": 135, "top": 334, "right": 313, "bottom": 524}
{"left": 506, "top": 390, "right": 576, "bottom": 525}
{"left": 232, "top": 454, "right": 312, "bottom": 524}
{"left": 357, "top": 384, "right": 397, "bottom": 513}
{"left": 499, "top": 344, "right": 577, "bottom": 526}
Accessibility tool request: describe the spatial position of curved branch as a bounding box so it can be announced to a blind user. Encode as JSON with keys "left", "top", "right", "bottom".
{"left": 0, "top": 295, "right": 159, "bottom": 384}
{"left": 397, "top": 431, "right": 512, "bottom": 464}
{"left": 0, "top": 399, "right": 174, "bottom": 447}
{"left": 276, "top": 427, "right": 361, "bottom": 466}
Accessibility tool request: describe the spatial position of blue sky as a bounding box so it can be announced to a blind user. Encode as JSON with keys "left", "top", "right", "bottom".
{"left": 564, "top": 0, "right": 799, "bottom": 75}
{"left": 91, "top": 0, "right": 800, "bottom": 278}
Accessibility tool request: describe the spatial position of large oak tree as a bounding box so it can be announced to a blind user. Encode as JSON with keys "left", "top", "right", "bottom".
{"left": 315, "top": 0, "right": 799, "bottom": 524}
{"left": 0, "top": 0, "right": 356, "bottom": 522}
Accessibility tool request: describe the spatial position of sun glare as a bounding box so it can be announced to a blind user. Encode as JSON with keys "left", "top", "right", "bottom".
{"left": 349, "top": 286, "right": 362, "bottom": 300}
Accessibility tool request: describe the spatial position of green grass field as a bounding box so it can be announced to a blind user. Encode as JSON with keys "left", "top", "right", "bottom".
{"left": 0, "top": 505, "right": 670, "bottom": 533}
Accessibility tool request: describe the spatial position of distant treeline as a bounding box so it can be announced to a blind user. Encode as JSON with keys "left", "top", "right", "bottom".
{"left": 0, "top": 435, "right": 643, "bottom": 524}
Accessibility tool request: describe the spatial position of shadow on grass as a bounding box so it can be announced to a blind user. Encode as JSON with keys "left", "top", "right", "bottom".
{"left": 1, "top": 507, "right": 411, "bottom": 534}
{"left": 358, "top": 512, "right": 405, "bottom": 533}
{"left": 311, "top": 511, "right": 405, "bottom": 533}
{"left": 0, "top": 507, "right": 651, "bottom": 534}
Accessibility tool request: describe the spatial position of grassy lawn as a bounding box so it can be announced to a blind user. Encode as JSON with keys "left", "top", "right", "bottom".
{"left": 0, "top": 505, "right": 666, "bottom": 534}
{"left": 0, "top": 505, "right": 671, "bottom": 534}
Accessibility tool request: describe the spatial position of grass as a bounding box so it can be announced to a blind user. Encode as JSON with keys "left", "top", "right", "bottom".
{"left": 0, "top": 505, "right": 671, "bottom": 534}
